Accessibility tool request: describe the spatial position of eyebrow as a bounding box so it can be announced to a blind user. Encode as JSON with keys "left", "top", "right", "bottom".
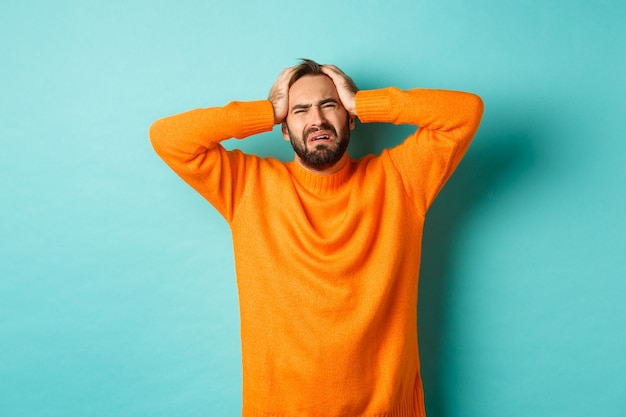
{"left": 291, "top": 98, "right": 339, "bottom": 112}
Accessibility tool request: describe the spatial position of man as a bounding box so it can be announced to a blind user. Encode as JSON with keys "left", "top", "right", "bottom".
{"left": 150, "top": 59, "right": 483, "bottom": 417}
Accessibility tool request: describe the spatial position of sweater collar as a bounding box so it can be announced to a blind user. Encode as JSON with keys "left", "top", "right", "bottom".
{"left": 288, "top": 156, "right": 353, "bottom": 195}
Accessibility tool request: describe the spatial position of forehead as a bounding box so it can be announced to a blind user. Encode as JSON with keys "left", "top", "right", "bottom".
{"left": 288, "top": 74, "right": 339, "bottom": 103}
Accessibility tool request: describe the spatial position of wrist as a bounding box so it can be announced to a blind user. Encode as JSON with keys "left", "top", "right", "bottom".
{"left": 238, "top": 100, "right": 276, "bottom": 138}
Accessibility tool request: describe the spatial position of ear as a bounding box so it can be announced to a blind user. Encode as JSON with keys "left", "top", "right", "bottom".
{"left": 281, "top": 122, "right": 290, "bottom": 141}
{"left": 349, "top": 116, "right": 355, "bottom": 131}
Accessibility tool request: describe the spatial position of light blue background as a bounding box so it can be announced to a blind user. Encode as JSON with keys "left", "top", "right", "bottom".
{"left": 1, "top": 1, "right": 625, "bottom": 416}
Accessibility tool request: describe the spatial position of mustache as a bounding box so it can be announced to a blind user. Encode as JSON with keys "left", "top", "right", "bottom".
{"left": 305, "top": 123, "right": 337, "bottom": 138}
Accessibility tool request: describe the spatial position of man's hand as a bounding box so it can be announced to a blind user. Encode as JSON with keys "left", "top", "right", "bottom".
{"left": 321, "top": 65, "right": 358, "bottom": 117}
{"left": 268, "top": 66, "right": 295, "bottom": 125}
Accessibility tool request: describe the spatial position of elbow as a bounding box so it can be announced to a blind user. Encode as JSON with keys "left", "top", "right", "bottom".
{"left": 149, "top": 119, "right": 167, "bottom": 154}
{"left": 469, "top": 93, "right": 484, "bottom": 117}
{"left": 465, "top": 93, "right": 485, "bottom": 128}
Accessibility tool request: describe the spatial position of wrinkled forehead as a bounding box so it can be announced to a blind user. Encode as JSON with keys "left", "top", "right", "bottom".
{"left": 288, "top": 74, "right": 339, "bottom": 103}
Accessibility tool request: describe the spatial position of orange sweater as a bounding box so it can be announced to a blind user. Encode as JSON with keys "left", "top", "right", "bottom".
{"left": 150, "top": 88, "right": 484, "bottom": 417}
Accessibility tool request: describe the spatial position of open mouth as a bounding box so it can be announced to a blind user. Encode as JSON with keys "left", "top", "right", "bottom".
{"left": 308, "top": 131, "right": 333, "bottom": 144}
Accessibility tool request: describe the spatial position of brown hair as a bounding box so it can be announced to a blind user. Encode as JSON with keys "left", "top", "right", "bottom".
{"left": 289, "top": 58, "right": 358, "bottom": 93}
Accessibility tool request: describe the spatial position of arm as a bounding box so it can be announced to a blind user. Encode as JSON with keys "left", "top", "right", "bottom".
{"left": 321, "top": 64, "right": 482, "bottom": 142}
{"left": 150, "top": 66, "right": 294, "bottom": 181}
{"left": 322, "top": 65, "right": 483, "bottom": 209}
{"left": 149, "top": 67, "right": 297, "bottom": 219}
{"left": 358, "top": 87, "right": 484, "bottom": 209}
{"left": 149, "top": 100, "right": 275, "bottom": 220}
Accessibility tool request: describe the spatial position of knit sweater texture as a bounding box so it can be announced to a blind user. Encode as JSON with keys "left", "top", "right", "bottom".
{"left": 150, "top": 87, "right": 484, "bottom": 417}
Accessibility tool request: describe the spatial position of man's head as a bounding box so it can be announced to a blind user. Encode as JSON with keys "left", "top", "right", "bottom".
{"left": 281, "top": 59, "right": 357, "bottom": 174}
{"left": 287, "top": 59, "right": 358, "bottom": 91}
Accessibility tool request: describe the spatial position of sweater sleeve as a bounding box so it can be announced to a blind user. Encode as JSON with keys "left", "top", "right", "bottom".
{"left": 149, "top": 100, "right": 275, "bottom": 220}
{"left": 355, "top": 88, "right": 484, "bottom": 211}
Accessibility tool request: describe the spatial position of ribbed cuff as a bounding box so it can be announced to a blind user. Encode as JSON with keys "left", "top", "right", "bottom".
{"left": 235, "top": 100, "right": 276, "bottom": 139}
{"left": 355, "top": 88, "right": 396, "bottom": 124}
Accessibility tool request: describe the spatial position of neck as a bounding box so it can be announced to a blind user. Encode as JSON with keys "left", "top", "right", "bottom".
{"left": 293, "top": 153, "right": 349, "bottom": 176}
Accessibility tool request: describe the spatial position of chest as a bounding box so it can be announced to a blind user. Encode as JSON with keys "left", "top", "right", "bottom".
{"left": 234, "top": 172, "right": 420, "bottom": 254}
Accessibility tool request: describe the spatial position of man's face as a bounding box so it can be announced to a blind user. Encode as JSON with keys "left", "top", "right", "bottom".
{"left": 282, "top": 74, "right": 353, "bottom": 172}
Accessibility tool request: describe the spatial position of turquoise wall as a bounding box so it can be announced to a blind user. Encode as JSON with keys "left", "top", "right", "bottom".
{"left": 1, "top": 1, "right": 624, "bottom": 416}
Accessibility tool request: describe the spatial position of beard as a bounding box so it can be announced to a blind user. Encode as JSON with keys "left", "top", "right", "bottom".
{"left": 286, "top": 122, "right": 350, "bottom": 172}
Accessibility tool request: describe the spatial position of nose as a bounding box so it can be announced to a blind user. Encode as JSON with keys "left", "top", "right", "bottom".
{"left": 309, "top": 105, "right": 326, "bottom": 127}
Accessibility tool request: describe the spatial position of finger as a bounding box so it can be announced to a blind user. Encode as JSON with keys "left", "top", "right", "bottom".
{"left": 269, "top": 67, "right": 294, "bottom": 99}
{"left": 320, "top": 65, "right": 342, "bottom": 80}
{"left": 321, "top": 65, "right": 352, "bottom": 91}
{"left": 321, "top": 64, "right": 343, "bottom": 74}
{"left": 279, "top": 66, "right": 296, "bottom": 84}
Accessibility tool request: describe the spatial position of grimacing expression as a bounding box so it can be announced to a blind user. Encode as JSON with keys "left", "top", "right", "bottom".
{"left": 286, "top": 120, "right": 350, "bottom": 172}
{"left": 282, "top": 75, "right": 353, "bottom": 171}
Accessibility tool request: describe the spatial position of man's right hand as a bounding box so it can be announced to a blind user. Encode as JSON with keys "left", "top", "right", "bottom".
{"left": 268, "top": 66, "right": 295, "bottom": 125}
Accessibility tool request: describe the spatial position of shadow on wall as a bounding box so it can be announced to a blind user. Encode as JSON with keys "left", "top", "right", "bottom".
{"left": 354, "top": 116, "right": 536, "bottom": 417}
{"left": 418, "top": 125, "right": 536, "bottom": 417}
